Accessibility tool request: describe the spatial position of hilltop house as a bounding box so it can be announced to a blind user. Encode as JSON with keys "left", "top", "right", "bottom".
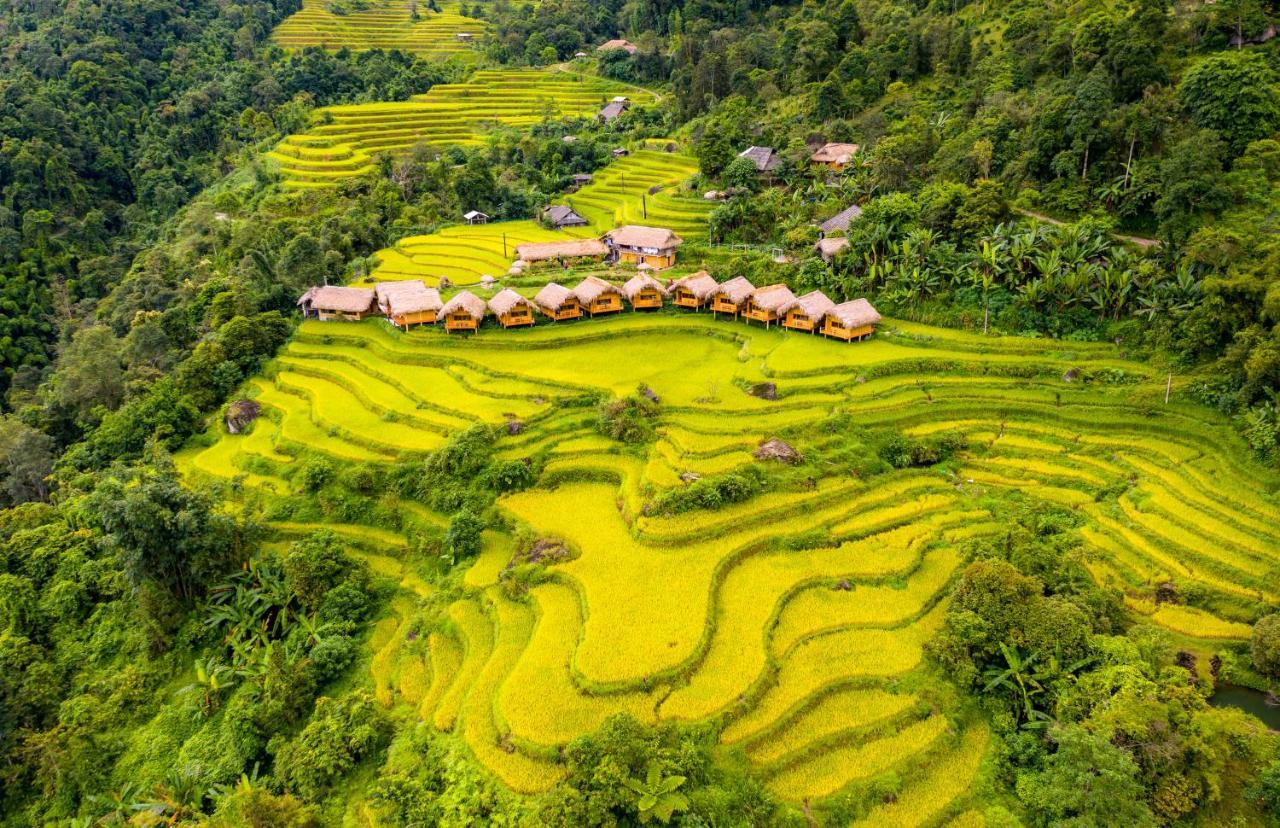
{"left": 534, "top": 283, "right": 583, "bottom": 321}
{"left": 463, "top": 210, "right": 489, "bottom": 225}
{"left": 671, "top": 271, "right": 718, "bottom": 310}
{"left": 572, "top": 275, "right": 624, "bottom": 316}
{"left": 782, "top": 290, "right": 836, "bottom": 333}
{"left": 599, "top": 96, "right": 630, "bottom": 124}
{"left": 738, "top": 146, "right": 780, "bottom": 175}
{"left": 597, "top": 39, "right": 638, "bottom": 54}
{"left": 810, "top": 142, "right": 860, "bottom": 170}
{"left": 489, "top": 289, "right": 536, "bottom": 329}
{"left": 622, "top": 273, "right": 666, "bottom": 310}
{"left": 605, "top": 225, "right": 683, "bottom": 269}
{"left": 819, "top": 204, "right": 863, "bottom": 237}
{"left": 374, "top": 280, "right": 442, "bottom": 329}
{"left": 544, "top": 205, "right": 590, "bottom": 229}
{"left": 298, "top": 286, "right": 376, "bottom": 321}
{"left": 709, "top": 276, "right": 755, "bottom": 316}
{"left": 440, "top": 291, "right": 487, "bottom": 333}
{"left": 741, "top": 283, "right": 797, "bottom": 328}
{"left": 515, "top": 238, "right": 609, "bottom": 266}
{"left": 821, "top": 298, "right": 881, "bottom": 342}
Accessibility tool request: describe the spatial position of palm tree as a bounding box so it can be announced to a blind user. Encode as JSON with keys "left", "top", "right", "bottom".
{"left": 983, "top": 643, "right": 1052, "bottom": 728}
{"left": 973, "top": 239, "right": 1004, "bottom": 334}
{"left": 625, "top": 765, "right": 690, "bottom": 825}
{"left": 184, "top": 657, "right": 237, "bottom": 716}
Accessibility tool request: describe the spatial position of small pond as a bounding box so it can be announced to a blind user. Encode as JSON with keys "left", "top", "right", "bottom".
{"left": 1210, "top": 683, "right": 1280, "bottom": 730}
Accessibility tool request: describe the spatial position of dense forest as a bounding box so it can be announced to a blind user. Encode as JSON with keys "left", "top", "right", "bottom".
{"left": 2, "top": 0, "right": 1280, "bottom": 825}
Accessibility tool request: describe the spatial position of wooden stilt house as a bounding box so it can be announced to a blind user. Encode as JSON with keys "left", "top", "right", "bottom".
{"left": 671, "top": 271, "right": 718, "bottom": 310}
{"left": 440, "top": 291, "right": 487, "bottom": 333}
{"left": 622, "top": 273, "right": 666, "bottom": 310}
{"left": 821, "top": 298, "right": 882, "bottom": 342}
{"left": 709, "top": 276, "right": 755, "bottom": 317}
{"left": 741, "top": 283, "right": 798, "bottom": 328}
{"left": 489, "top": 289, "right": 536, "bottom": 329}
{"left": 572, "top": 275, "right": 624, "bottom": 316}
{"left": 782, "top": 290, "right": 836, "bottom": 333}
{"left": 605, "top": 225, "right": 684, "bottom": 269}
{"left": 297, "top": 286, "right": 377, "bottom": 321}
{"left": 533, "top": 283, "right": 583, "bottom": 321}
{"left": 374, "top": 280, "right": 442, "bottom": 329}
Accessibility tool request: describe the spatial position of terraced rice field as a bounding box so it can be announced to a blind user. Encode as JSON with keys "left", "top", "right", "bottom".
{"left": 176, "top": 314, "right": 1280, "bottom": 822}
{"left": 271, "top": 0, "right": 485, "bottom": 58}
{"left": 368, "top": 149, "right": 712, "bottom": 285}
{"left": 268, "top": 69, "right": 656, "bottom": 187}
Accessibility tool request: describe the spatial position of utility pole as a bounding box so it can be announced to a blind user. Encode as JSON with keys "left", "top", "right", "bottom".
{"left": 503, "top": 233, "right": 507, "bottom": 258}
{"left": 1165, "top": 372, "right": 1172, "bottom": 405}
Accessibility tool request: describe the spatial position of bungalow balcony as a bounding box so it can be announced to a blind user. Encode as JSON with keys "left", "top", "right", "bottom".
{"left": 444, "top": 311, "right": 481, "bottom": 333}
{"left": 628, "top": 288, "right": 664, "bottom": 310}
{"left": 821, "top": 318, "right": 876, "bottom": 341}
{"left": 586, "top": 294, "right": 623, "bottom": 315}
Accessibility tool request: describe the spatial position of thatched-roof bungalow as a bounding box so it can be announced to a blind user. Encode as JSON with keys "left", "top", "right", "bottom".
{"left": 489, "top": 289, "right": 536, "bottom": 329}
{"left": 605, "top": 225, "right": 683, "bottom": 269}
{"left": 810, "top": 142, "right": 860, "bottom": 170}
{"left": 573, "top": 275, "right": 624, "bottom": 316}
{"left": 374, "top": 280, "right": 442, "bottom": 329}
{"left": 597, "top": 39, "right": 638, "bottom": 54}
{"left": 440, "top": 291, "right": 487, "bottom": 333}
{"left": 782, "top": 290, "right": 836, "bottom": 333}
{"left": 622, "top": 274, "right": 666, "bottom": 310}
{"left": 671, "top": 271, "right": 718, "bottom": 310}
{"left": 534, "top": 283, "right": 583, "bottom": 321}
{"left": 514, "top": 238, "right": 609, "bottom": 265}
{"left": 298, "top": 286, "right": 376, "bottom": 321}
{"left": 821, "top": 298, "right": 881, "bottom": 342}
{"left": 709, "top": 276, "right": 755, "bottom": 316}
{"left": 814, "top": 237, "right": 850, "bottom": 262}
{"left": 819, "top": 204, "right": 863, "bottom": 236}
{"left": 599, "top": 98, "right": 630, "bottom": 124}
{"left": 741, "top": 283, "right": 797, "bottom": 328}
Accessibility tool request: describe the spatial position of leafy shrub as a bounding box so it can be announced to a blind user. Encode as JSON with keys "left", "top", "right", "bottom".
{"left": 273, "top": 692, "right": 391, "bottom": 800}
{"left": 283, "top": 532, "right": 360, "bottom": 610}
{"left": 309, "top": 635, "right": 357, "bottom": 684}
{"left": 650, "top": 467, "right": 765, "bottom": 515}
{"left": 444, "top": 511, "right": 484, "bottom": 561}
{"left": 299, "top": 457, "right": 334, "bottom": 493}
{"left": 598, "top": 389, "right": 659, "bottom": 443}
{"left": 877, "top": 429, "right": 969, "bottom": 468}
{"left": 1251, "top": 614, "right": 1280, "bottom": 678}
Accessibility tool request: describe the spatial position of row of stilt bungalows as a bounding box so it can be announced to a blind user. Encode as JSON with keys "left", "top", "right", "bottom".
{"left": 297, "top": 273, "right": 880, "bottom": 340}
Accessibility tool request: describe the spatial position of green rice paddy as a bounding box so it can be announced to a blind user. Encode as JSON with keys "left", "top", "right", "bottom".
{"left": 175, "top": 311, "right": 1280, "bottom": 823}
{"left": 271, "top": 0, "right": 485, "bottom": 58}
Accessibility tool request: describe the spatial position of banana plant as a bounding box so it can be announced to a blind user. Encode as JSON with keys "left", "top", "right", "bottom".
{"left": 625, "top": 765, "right": 689, "bottom": 825}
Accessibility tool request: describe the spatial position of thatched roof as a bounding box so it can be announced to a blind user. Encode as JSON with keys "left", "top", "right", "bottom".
{"left": 750, "top": 283, "right": 798, "bottom": 312}
{"left": 534, "top": 282, "right": 575, "bottom": 311}
{"left": 790, "top": 290, "right": 836, "bottom": 319}
{"left": 302, "top": 285, "right": 375, "bottom": 313}
{"left": 597, "top": 39, "right": 638, "bottom": 53}
{"left": 672, "top": 271, "right": 719, "bottom": 300}
{"left": 826, "top": 298, "right": 881, "bottom": 329}
{"left": 599, "top": 101, "right": 628, "bottom": 121}
{"left": 374, "top": 280, "right": 442, "bottom": 315}
{"left": 815, "top": 237, "right": 851, "bottom": 260}
{"left": 810, "top": 142, "right": 860, "bottom": 164}
{"left": 440, "top": 290, "right": 486, "bottom": 319}
{"left": 820, "top": 204, "right": 863, "bottom": 234}
{"left": 572, "top": 173, "right": 594, "bottom": 183}
{"left": 544, "top": 205, "right": 589, "bottom": 227}
{"left": 488, "top": 288, "right": 533, "bottom": 317}
{"left": 515, "top": 238, "right": 609, "bottom": 262}
{"left": 712, "top": 276, "right": 755, "bottom": 305}
{"left": 622, "top": 273, "right": 666, "bottom": 300}
{"left": 606, "top": 225, "right": 683, "bottom": 250}
{"left": 738, "top": 146, "right": 779, "bottom": 172}
{"left": 572, "top": 275, "right": 622, "bottom": 304}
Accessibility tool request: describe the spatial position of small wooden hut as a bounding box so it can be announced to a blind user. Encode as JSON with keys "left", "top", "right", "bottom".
{"left": 709, "top": 276, "right": 755, "bottom": 317}
{"left": 374, "top": 280, "right": 442, "bottom": 329}
{"left": 298, "top": 286, "right": 376, "bottom": 321}
{"left": 533, "top": 283, "right": 583, "bottom": 321}
{"left": 597, "top": 39, "right": 639, "bottom": 54}
{"left": 670, "top": 271, "right": 718, "bottom": 310}
{"left": 809, "top": 142, "right": 860, "bottom": 170}
{"left": 544, "top": 205, "right": 590, "bottom": 229}
{"left": 572, "top": 275, "right": 624, "bottom": 316}
{"left": 463, "top": 210, "right": 489, "bottom": 225}
{"left": 821, "top": 298, "right": 882, "bottom": 342}
{"left": 741, "top": 283, "right": 798, "bottom": 328}
{"left": 440, "top": 291, "right": 487, "bottom": 333}
{"left": 814, "top": 237, "right": 850, "bottom": 262}
{"left": 622, "top": 273, "right": 666, "bottom": 310}
{"left": 489, "top": 289, "right": 536, "bottom": 329}
{"left": 782, "top": 290, "right": 836, "bottom": 333}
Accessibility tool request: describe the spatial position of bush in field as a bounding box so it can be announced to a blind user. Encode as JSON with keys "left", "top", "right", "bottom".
{"left": 445, "top": 511, "right": 484, "bottom": 561}
{"left": 877, "top": 429, "right": 968, "bottom": 468}
{"left": 274, "top": 692, "right": 391, "bottom": 800}
{"left": 1251, "top": 614, "right": 1280, "bottom": 678}
{"left": 598, "top": 389, "right": 659, "bottom": 444}
{"left": 299, "top": 457, "right": 335, "bottom": 493}
{"left": 650, "top": 467, "right": 765, "bottom": 515}
{"left": 284, "top": 532, "right": 361, "bottom": 610}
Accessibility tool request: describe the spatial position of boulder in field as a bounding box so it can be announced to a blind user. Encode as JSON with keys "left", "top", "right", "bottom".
{"left": 755, "top": 438, "right": 801, "bottom": 464}
{"left": 225, "top": 400, "right": 261, "bottom": 434}
{"left": 748, "top": 382, "right": 778, "bottom": 400}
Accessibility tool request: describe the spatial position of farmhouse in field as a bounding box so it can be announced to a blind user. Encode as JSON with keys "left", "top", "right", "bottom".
{"left": 605, "top": 225, "right": 683, "bottom": 269}
{"left": 440, "top": 290, "right": 486, "bottom": 333}
{"left": 569, "top": 172, "right": 594, "bottom": 191}
{"left": 782, "top": 290, "right": 836, "bottom": 333}
{"left": 815, "top": 237, "right": 850, "bottom": 262}
{"left": 819, "top": 204, "right": 863, "bottom": 236}
{"left": 612, "top": 147, "right": 630, "bottom": 158}
{"left": 622, "top": 273, "right": 666, "bottom": 310}
{"left": 671, "top": 271, "right": 718, "bottom": 309}
{"left": 599, "top": 96, "right": 630, "bottom": 124}
{"left": 455, "top": 32, "right": 473, "bottom": 42}
{"left": 597, "top": 39, "right": 638, "bottom": 54}
{"left": 709, "top": 276, "right": 755, "bottom": 316}
{"left": 810, "top": 142, "right": 860, "bottom": 170}
{"left": 573, "top": 275, "right": 624, "bottom": 316}
{"left": 738, "top": 146, "right": 780, "bottom": 175}
{"left": 374, "top": 280, "right": 442, "bottom": 329}
{"left": 489, "top": 289, "right": 536, "bottom": 329}
{"left": 514, "top": 238, "right": 609, "bottom": 265}
{"left": 822, "top": 298, "right": 881, "bottom": 341}
{"left": 298, "top": 285, "right": 376, "bottom": 321}
{"left": 534, "top": 283, "right": 583, "bottom": 321}
{"left": 741, "top": 283, "right": 797, "bottom": 328}
{"left": 544, "top": 205, "right": 590, "bottom": 229}
{"left": 463, "top": 210, "right": 489, "bottom": 225}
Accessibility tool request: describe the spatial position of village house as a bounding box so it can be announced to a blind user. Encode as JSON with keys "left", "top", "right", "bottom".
{"left": 782, "top": 290, "right": 836, "bottom": 333}
{"left": 455, "top": 32, "right": 473, "bottom": 42}
{"left": 622, "top": 273, "right": 666, "bottom": 310}
{"left": 544, "top": 204, "right": 590, "bottom": 229}
{"left": 515, "top": 238, "right": 609, "bottom": 267}
{"left": 670, "top": 271, "right": 719, "bottom": 310}
{"left": 814, "top": 237, "right": 850, "bottom": 262}
{"left": 819, "top": 204, "right": 863, "bottom": 237}
{"left": 709, "top": 276, "right": 755, "bottom": 316}
{"left": 297, "top": 285, "right": 377, "bottom": 321}
{"left": 605, "top": 225, "right": 683, "bottom": 269}
{"left": 597, "top": 39, "right": 638, "bottom": 54}
{"left": 738, "top": 146, "right": 780, "bottom": 175}
{"left": 440, "top": 290, "right": 487, "bottom": 333}
{"left": 533, "top": 283, "right": 583, "bottom": 321}
{"left": 599, "top": 96, "right": 630, "bottom": 124}
{"left": 569, "top": 172, "right": 594, "bottom": 191}
{"left": 821, "top": 298, "right": 882, "bottom": 342}
{"left": 741, "top": 283, "right": 797, "bottom": 328}
{"left": 612, "top": 147, "right": 630, "bottom": 158}
{"left": 810, "top": 142, "right": 860, "bottom": 170}
{"left": 572, "top": 275, "right": 624, "bottom": 316}
{"left": 463, "top": 210, "right": 489, "bottom": 225}
{"left": 489, "top": 289, "right": 536, "bottom": 329}
{"left": 374, "top": 280, "right": 442, "bottom": 329}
